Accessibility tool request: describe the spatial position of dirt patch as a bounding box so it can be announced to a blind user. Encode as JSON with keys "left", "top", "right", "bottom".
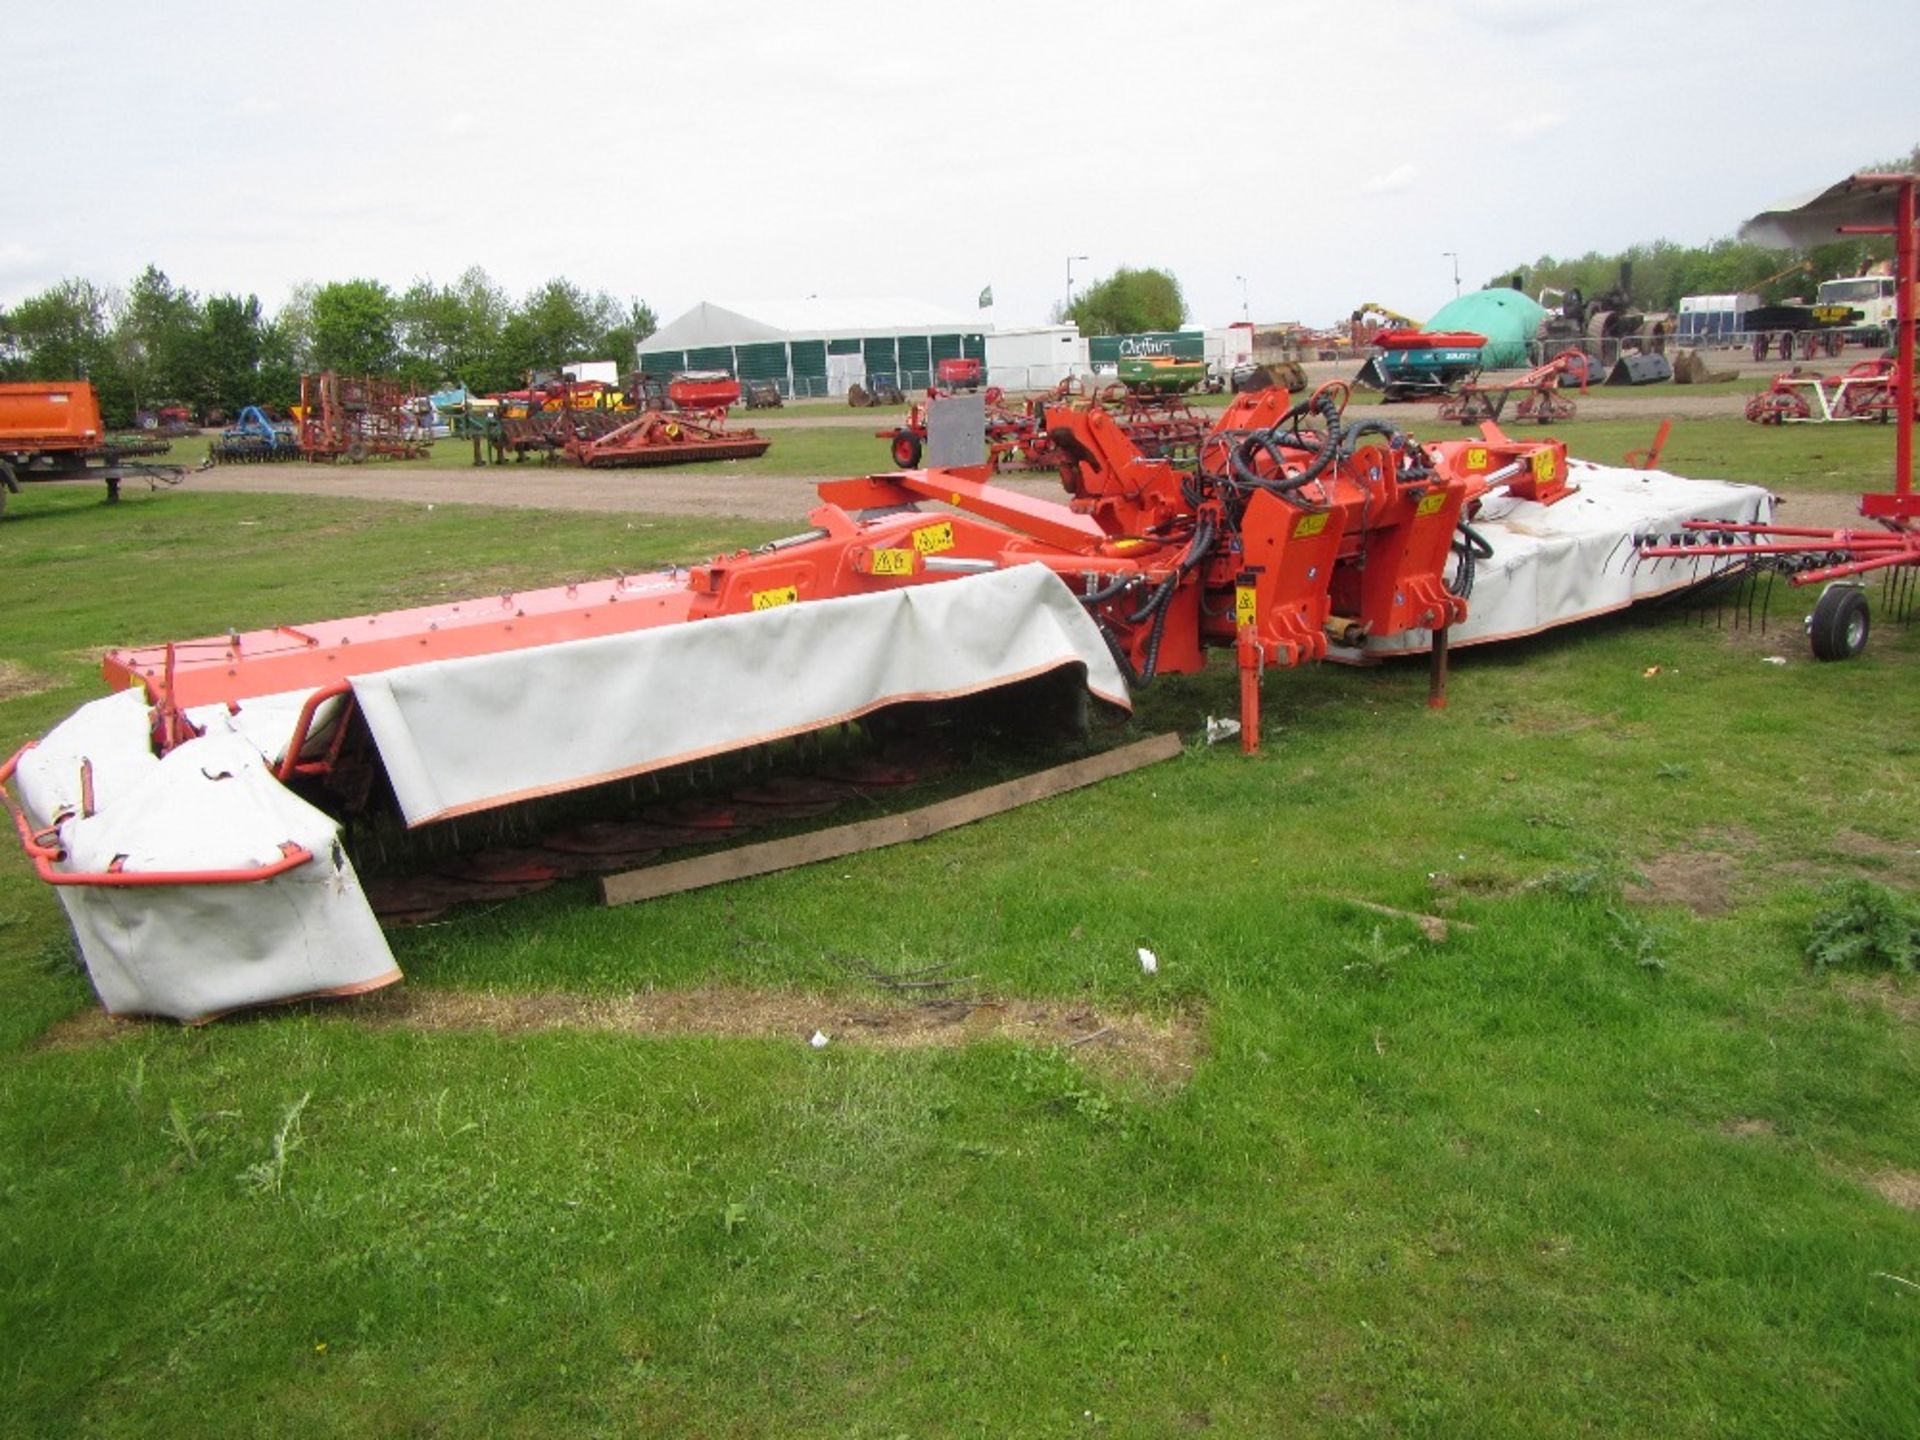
{"left": 37, "top": 985, "right": 1205, "bottom": 1089}
{"left": 1775, "top": 829, "right": 1920, "bottom": 892}
{"left": 1863, "top": 1168, "right": 1920, "bottom": 1212}
{"left": 1835, "top": 976, "right": 1920, "bottom": 1024}
{"left": 1627, "top": 843, "right": 1746, "bottom": 917}
{"left": 0, "top": 659, "right": 54, "bottom": 702}
{"left": 1723, "top": 1117, "right": 1776, "bottom": 1138}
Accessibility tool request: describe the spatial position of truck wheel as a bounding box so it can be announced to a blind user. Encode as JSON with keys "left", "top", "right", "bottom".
{"left": 1808, "top": 585, "right": 1869, "bottom": 661}
{"left": 890, "top": 430, "right": 923, "bottom": 468}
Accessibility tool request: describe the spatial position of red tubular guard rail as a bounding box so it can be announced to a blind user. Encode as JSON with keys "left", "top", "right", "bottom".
{"left": 2, "top": 742, "right": 315, "bottom": 888}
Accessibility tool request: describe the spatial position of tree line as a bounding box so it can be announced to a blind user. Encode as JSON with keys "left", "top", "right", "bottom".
{"left": 0, "top": 266, "right": 657, "bottom": 426}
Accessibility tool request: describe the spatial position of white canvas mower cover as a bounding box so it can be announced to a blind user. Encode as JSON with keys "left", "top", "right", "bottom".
{"left": 6, "top": 568, "right": 1127, "bottom": 1021}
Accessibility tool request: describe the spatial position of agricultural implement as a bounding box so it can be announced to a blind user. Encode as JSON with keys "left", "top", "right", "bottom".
{"left": 1116, "top": 354, "right": 1206, "bottom": 395}
{"left": 666, "top": 371, "right": 741, "bottom": 413}
{"left": 1643, "top": 170, "right": 1920, "bottom": 659}
{"left": 564, "top": 408, "right": 770, "bottom": 467}
{"left": 2, "top": 365, "right": 1770, "bottom": 1020}
{"left": 0, "top": 380, "right": 185, "bottom": 511}
{"left": 297, "top": 373, "right": 430, "bottom": 463}
{"left": 1438, "top": 350, "right": 1590, "bottom": 426}
{"left": 847, "top": 374, "right": 904, "bottom": 408}
{"left": 208, "top": 405, "right": 300, "bottom": 463}
{"left": 1355, "top": 330, "right": 1489, "bottom": 401}
{"left": 1742, "top": 358, "right": 1910, "bottom": 424}
{"left": 882, "top": 385, "right": 1209, "bottom": 472}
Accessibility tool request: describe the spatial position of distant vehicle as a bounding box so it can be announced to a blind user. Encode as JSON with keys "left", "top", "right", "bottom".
{"left": 935, "top": 357, "right": 983, "bottom": 391}
{"left": 1814, "top": 274, "right": 1898, "bottom": 344}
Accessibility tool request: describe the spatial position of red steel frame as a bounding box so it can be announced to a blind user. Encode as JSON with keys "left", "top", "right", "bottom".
{"left": 6, "top": 385, "right": 1583, "bottom": 888}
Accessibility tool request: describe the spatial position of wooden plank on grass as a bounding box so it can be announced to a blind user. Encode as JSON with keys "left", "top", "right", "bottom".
{"left": 601, "top": 732, "right": 1183, "bottom": 908}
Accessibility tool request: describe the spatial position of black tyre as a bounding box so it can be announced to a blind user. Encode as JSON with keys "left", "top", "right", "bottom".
{"left": 890, "top": 429, "right": 923, "bottom": 468}
{"left": 1809, "top": 585, "right": 1869, "bottom": 661}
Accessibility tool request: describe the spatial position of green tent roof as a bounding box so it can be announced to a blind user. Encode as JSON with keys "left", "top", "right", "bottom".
{"left": 1424, "top": 289, "right": 1546, "bottom": 368}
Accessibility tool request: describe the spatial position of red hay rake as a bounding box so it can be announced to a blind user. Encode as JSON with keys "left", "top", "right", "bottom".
{"left": 1642, "top": 171, "right": 1920, "bottom": 659}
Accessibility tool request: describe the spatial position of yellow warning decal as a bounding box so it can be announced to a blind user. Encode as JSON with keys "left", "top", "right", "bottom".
{"left": 1234, "top": 585, "right": 1258, "bottom": 628}
{"left": 1416, "top": 492, "right": 1447, "bottom": 517}
{"left": 1531, "top": 449, "right": 1558, "bottom": 483}
{"left": 913, "top": 521, "right": 956, "bottom": 555}
{"left": 751, "top": 585, "right": 798, "bottom": 611}
{"left": 1292, "top": 512, "right": 1330, "bottom": 539}
{"left": 1465, "top": 446, "right": 1489, "bottom": 469}
{"left": 869, "top": 548, "right": 914, "bottom": 576}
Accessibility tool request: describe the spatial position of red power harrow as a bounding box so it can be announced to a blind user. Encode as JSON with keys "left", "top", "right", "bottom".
{"left": 565, "top": 408, "right": 770, "bottom": 467}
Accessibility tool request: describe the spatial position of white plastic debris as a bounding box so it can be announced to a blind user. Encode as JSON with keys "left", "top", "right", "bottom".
{"left": 1204, "top": 715, "right": 1241, "bottom": 746}
{"left": 1137, "top": 947, "right": 1159, "bottom": 975}
{"left": 1762, "top": 655, "right": 1788, "bottom": 666}
{"left": 809, "top": 1030, "right": 830, "bottom": 1049}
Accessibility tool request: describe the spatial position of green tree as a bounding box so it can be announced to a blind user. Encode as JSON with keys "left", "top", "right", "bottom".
{"left": 0, "top": 278, "right": 132, "bottom": 422}
{"left": 310, "top": 279, "right": 398, "bottom": 375}
{"left": 395, "top": 267, "right": 516, "bottom": 392}
{"left": 1055, "top": 267, "right": 1187, "bottom": 335}
{"left": 197, "top": 294, "right": 270, "bottom": 416}
{"left": 599, "top": 298, "right": 659, "bottom": 374}
{"left": 118, "top": 265, "right": 203, "bottom": 414}
{"left": 496, "top": 279, "right": 622, "bottom": 378}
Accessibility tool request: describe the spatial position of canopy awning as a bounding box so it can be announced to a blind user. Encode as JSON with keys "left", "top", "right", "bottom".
{"left": 1740, "top": 172, "right": 1917, "bottom": 249}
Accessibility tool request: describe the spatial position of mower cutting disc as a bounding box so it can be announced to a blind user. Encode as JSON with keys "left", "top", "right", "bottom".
{"left": 435, "top": 849, "right": 562, "bottom": 894}
{"left": 542, "top": 819, "right": 708, "bottom": 854}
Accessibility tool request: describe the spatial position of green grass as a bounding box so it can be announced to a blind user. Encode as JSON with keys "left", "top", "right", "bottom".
{"left": 2, "top": 484, "right": 1918, "bottom": 1437}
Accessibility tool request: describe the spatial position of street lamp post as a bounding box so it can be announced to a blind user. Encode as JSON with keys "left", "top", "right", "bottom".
{"left": 1235, "top": 274, "right": 1249, "bottom": 322}
{"left": 1442, "top": 251, "right": 1461, "bottom": 297}
{"left": 1066, "top": 255, "right": 1089, "bottom": 314}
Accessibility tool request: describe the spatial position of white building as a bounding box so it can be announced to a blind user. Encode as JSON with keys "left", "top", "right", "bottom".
{"left": 639, "top": 299, "right": 993, "bottom": 398}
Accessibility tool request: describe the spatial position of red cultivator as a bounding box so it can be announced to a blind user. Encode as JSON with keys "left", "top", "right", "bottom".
{"left": 298, "top": 374, "right": 430, "bottom": 463}
{"left": 564, "top": 409, "right": 770, "bottom": 468}
{"left": 1437, "top": 351, "right": 1591, "bottom": 425}
{"left": 1645, "top": 170, "right": 1920, "bottom": 659}
{"left": 881, "top": 383, "right": 1212, "bottom": 473}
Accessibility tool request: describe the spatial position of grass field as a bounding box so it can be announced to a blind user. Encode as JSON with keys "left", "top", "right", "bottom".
{"left": 1, "top": 472, "right": 1917, "bottom": 1436}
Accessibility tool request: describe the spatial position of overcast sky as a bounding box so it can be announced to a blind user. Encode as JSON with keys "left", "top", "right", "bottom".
{"left": 7, "top": 0, "right": 1918, "bottom": 331}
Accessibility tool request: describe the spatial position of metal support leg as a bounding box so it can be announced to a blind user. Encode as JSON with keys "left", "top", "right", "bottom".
{"left": 1428, "top": 627, "right": 1450, "bottom": 708}
{"left": 1237, "top": 631, "right": 1261, "bottom": 755}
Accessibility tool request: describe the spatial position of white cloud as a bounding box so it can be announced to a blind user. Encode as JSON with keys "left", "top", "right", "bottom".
{"left": 1363, "top": 164, "right": 1418, "bottom": 195}
{"left": 1505, "top": 110, "right": 1569, "bottom": 141}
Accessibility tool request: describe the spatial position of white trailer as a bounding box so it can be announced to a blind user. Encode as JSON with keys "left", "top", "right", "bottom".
{"left": 984, "top": 325, "right": 1085, "bottom": 393}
